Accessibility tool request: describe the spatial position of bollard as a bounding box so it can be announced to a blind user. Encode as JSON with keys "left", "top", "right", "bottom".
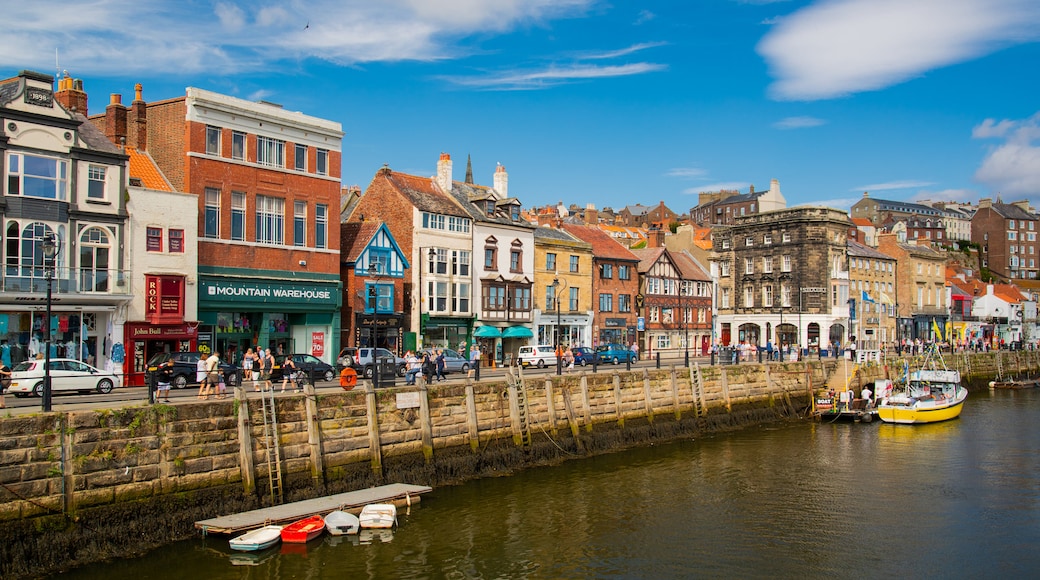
{"left": 685, "top": 350, "right": 690, "bottom": 368}
{"left": 758, "top": 349, "right": 763, "bottom": 364}
{"left": 147, "top": 368, "right": 155, "bottom": 405}
{"left": 710, "top": 351, "right": 716, "bottom": 366}
{"left": 474, "top": 359, "right": 481, "bottom": 381}
{"left": 593, "top": 354, "right": 598, "bottom": 373}
{"left": 655, "top": 352, "right": 660, "bottom": 369}
{"left": 626, "top": 354, "right": 631, "bottom": 371}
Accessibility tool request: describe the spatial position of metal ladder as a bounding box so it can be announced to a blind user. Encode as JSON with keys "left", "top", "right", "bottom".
{"left": 258, "top": 389, "right": 284, "bottom": 504}
{"left": 692, "top": 363, "right": 705, "bottom": 416}
{"left": 513, "top": 370, "right": 532, "bottom": 448}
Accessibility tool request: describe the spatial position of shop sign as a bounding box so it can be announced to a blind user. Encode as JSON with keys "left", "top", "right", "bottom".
{"left": 312, "top": 332, "right": 325, "bottom": 357}
{"left": 201, "top": 278, "right": 337, "bottom": 306}
{"left": 637, "top": 317, "right": 645, "bottom": 331}
{"left": 359, "top": 315, "right": 402, "bottom": 327}
{"left": 604, "top": 318, "right": 628, "bottom": 328}
{"left": 129, "top": 324, "right": 197, "bottom": 338}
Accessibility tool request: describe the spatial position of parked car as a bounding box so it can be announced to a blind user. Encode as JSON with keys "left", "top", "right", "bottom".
{"left": 353, "top": 348, "right": 407, "bottom": 378}
{"left": 596, "top": 343, "right": 635, "bottom": 364}
{"left": 571, "top": 347, "right": 597, "bottom": 366}
{"left": 145, "top": 352, "right": 240, "bottom": 389}
{"left": 8, "top": 358, "right": 120, "bottom": 397}
{"left": 517, "top": 345, "right": 558, "bottom": 368}
{"left": 336, "top": 347, "right": 358, "bottom": 371}
{"left": 418, "top": 348, "right": 472, "bottom": 374}
{"left": 273, "top": 354, "right": 337, "bottom": 383}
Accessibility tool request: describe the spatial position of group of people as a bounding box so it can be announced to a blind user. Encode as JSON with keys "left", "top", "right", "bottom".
{"left": 404, "top": 350, "right": 446, "bottom": 385}
{"left": 194, "top": 349, "right": 227, "bottom": 401}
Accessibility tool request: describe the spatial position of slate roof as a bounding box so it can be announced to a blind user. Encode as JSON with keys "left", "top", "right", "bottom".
{"left": 989, "top": 202, "right": 1036, "bottom": 221}
{"left": 72, "top": 112, "right": 123, "bottom": 155}
{"left": 847, "top": 240, "right": 894, "bottom": 260}
{"left": 0, "top": 76, "right": 20, "bottom": 106}
{"left": 868, "top": 198, "right": 944, "bottom": 216}
{"left": 341, "top": 221, "right": 383, "bottom": 263}
{"left": 376, "top": 168, "right": 469, "bottom": 217}
{"left": 560, "top": 224, "right": 639, "bottom": 262}
{"left": 448, "top": 181, "right": 532, "bottom": 228}
{"left": 534, "top": 226, "right": 589, "bottom": 248}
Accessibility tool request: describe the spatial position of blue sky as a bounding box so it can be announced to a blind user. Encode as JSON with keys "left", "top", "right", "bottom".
{"left": 4, "top": 0, "right": 1040, "bottom": 213}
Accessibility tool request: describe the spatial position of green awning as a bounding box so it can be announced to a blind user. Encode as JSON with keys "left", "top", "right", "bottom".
{"left": 501, "top": 325, "right": 533, "bottom": 338}
{"left": 473, "top": 325, "right": 502, "bottom": 338}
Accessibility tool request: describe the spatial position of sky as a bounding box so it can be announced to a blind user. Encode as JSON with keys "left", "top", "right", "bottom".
{"left": 3, "top": 0, "right": 1040, "bottom": 214}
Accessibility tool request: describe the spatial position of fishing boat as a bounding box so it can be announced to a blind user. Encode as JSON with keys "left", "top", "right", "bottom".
{"left": 280, "top": 514, "right": 326, "bottom": 543}
{"left": 359, "top": 503, "right": 398, "bottom": 529}
{"left": 229, "top": 525, "right": 283, "bottom": 551}
{"left": 324, "top": 510, "right": 360, "bottom": 536}
{"left": 878, "top": 350, "right": 967, "bottom": 424}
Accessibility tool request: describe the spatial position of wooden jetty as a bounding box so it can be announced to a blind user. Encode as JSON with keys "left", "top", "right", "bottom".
{"left": 195, "top": 483, "right": 432, "bottom": 535}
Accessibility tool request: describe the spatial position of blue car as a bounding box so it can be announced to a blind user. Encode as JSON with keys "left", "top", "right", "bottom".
{"left": 596, "top": 343, "right": 635, "bottom": 364}
{"left": 571, "top": 347, "right": 597, "bottom": 366}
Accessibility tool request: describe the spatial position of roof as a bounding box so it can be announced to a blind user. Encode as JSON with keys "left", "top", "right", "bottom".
{"left": 125, "top": 147, "right": 173, "bottom": 191}
{"left": 671, "top": 250, "right": 711, "bottom": 281}
{"left": 851, "top": 217, "right": 874, "bottom": 227}
{"left": 341, "top": 221, "right": 382, "bottom": 263}
{"left": 72, "top": 112, "right": 123, "bottom": 154}
{"left": 372, "top": 168, "right": 469, "bottom": 217}
{"left": 448, "top": 181, "right": 532, "bottom": 229}
{"left": 847, "top": 240, "right": 895, "bottom": 260}
{"left": 534, "top": 226, "right": 589, "bottom": 248}
{"left": 988, "top": 202, "right": 1036, "bottom": 221}
{"left": 864, "top": 197, "right": 945, "bottom": 217}
{"left": 629, "top": 247, "right": 667, "bottom": 273}
{"left": 560, "top": 224, "right": 639, "bottom": 262}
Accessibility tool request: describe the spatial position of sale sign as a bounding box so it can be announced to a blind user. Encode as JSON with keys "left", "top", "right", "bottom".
{"left": 311, "top": 332, "right": 325, "bottom": 357}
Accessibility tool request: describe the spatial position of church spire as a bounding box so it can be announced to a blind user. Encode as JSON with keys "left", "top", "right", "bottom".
{"left": 465, "top": 154, "right": 474, "bottom": 184}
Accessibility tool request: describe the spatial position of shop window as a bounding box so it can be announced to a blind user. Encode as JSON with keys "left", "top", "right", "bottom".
{"left": 146, "top": 227, "right": 162, "bottom": 252}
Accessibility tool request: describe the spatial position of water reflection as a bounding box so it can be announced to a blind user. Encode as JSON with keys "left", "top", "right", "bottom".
{"left": 58, "top": 390, "right": 1040, "bottom": 579}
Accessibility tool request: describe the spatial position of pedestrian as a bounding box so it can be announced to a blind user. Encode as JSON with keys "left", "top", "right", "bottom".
{"left": 405, "top": 351, "right": 421, "bottom": 385}
{"left": 155, "top": 359, "right": 174, "bottom": 403}
{"left": 630, "top": 341, "right": 639, "bottom": 360}
{"left": 204, "top": 349, "right": 222, "bottom": 400}
{"left": 564, "top": 347, "right": 575, "bottom": 370}
{"left": 242, "top": 348, "right": 255, "bottom": 386}
{"left": 262, "top": 348, "right": 275, "bottom": 392}
{"left": 0, "top": 360, "right": 10, "bottom": 409}
{"left": 468, "top": 344, "right": 480, "bottom": 378}
{"left": 421, "top": 351, "right": 435, "bottom": 384}
{"left": 252, "top": 349, "right": 262, "bottom": 391}
{"left": 280, "top": 355, "right": 298, "bottom": 393}
{"left": 196, "top": 354, "right": 207, "bottom": 399}
{"left": 435, "top": 349, "right": 446, "bottom": 382}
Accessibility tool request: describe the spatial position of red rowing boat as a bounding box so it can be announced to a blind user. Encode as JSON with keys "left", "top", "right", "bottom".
{"left": 280, "top": 515, "right": 325, "bottom": 543}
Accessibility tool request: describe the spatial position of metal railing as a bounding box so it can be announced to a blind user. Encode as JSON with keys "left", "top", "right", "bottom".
{"left": 1, "top": 267, "right": 132, "bottom": 294}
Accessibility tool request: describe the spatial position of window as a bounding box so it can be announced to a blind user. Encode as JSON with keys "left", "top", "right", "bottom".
{"left": 365, "top": 283, "right": 393, "bottom": 313}
{"left": 422, "top": 213, "right": 446, "bottom": 230}
{"left": 512, "top": 286, "right": 531, "bottom": 311}
{"left": 294, "top": 144, "right": 307, "bottom": 171}
{"left": 744, "top": 286, "right": 754, "bottom": 308}
{"left": 570, "top": 255, "right": 579, "bottom": 273}
{"left": 293, "top": 201, "right": 307, "bottom": 246}
{"left": 1009, "top": 220, "right": 1015, "bottom": 229}
{"left": 601, "top": 263, "right": 614, "bottom": 279}
{"left": 745, "top": 258, "right": 754, "bottom": 275}
{"left": 782, "top": 232, "right": 791, "bottom": 243}
{"left": 257, "top": 136, "right": 285, "bottom": 168}
{"left": 546, "top": 253, "right": 557, "bottom": 271}
{"left": 763, "top": 284, "right": 773, "bottom": 306}
{"left": 87, "top": 165, "right": 106, "bottom": 199}
{"left": 721, "top": 288, "right": 731, "bottom": 308}
{"left": 745, "top": 236, "right": 754, "bottom": 246}
{"left": 231, "top": 192, "right": 246, "bottom": 241}
{"left": 6, "top": 153, "right": 68, "bottom": 200}
{"left": 599, "top": 293, "right": 613, "bottom": 312}
{"left": 204, "top": 188, "right": 220, "bottom": 238}
{"left": 1009, "top": 231, "right": 1018, "bottom": 240}
{"left": 646, "top": 277, "right": 661, "bottom": 294}
{"left": 430, "top": 281, "right": 448, "bottom": 312}
{"left": 315, "top": 204, "right": 328, "bottom": 249}
{"left": 510, "top": 249, "right": 521, "bottom": 272}
{"left": 764, "top": 234, "right": 772, "bottom": 245}
{"left": 721, "top": 261, "right": 731, "bottom": 277}
{"left": 618, "top": 293, "right": 631, "bottom": 312}
{"left": 619, "top": 264, "right": 630, "bottom": 280}
{"left": 448, "top": 216, "right": 470, "bottom": 232}
{"left": 255, "top": 195, "right": 284, "bottom": 244}
{"left": 782, "top": 255, "right": 792, "bottom": 272}
{"left": 169, "top": 229, "right": 184, "bottom": 253}
{"left": 484, "top": 284, "right": 506, "bottom": 311}
{"left": 316, "top": 149, "right": 328, "bottom": 175}
{"left": 545, "top": 285, "right": 555, "bottom": 310}
{"left": 569, "top": 287, "right": 579, "bottom": 311}
{"left": 146, "top": 227, "right": 162, "bottom": 252}
{"left": 232, "top": 131, "right": 246, "bottom": 160}
{"left": 454, "top": 282, "right": 470, "bottom": 312}
{"left": 762, "top": 257, "right": 773, "bottom": 273}
{"left": 79, "top": 227, "right": 111, "bottom": 292}
{"left": 781, "top": 283, "right": 791, "bottom": 307}
{"left": 369, "top": 248, "right": 390, "bottom": 275}
{"left": 453, "top": 250, "right": 470, "bottom": 276}
{"left": 649, "top": 306, "right": 659, "bottom": 322}
{"left": 432, "top": 249, "right": 448, "bottom": 274}
{"left": 206, "top": 126, "right": 221, "bottom": 155}
{"left": 485, "top": 248, "right": 497, "bottom": 270}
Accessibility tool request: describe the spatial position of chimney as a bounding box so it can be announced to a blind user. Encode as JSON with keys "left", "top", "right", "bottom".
{"left": 54, "top": 73, "right": 88, "bottom": 115}
{"left": 105, "top": 93, "right": 128, "bottom": 147}
{"left": 584, "top": 203, "right": 598, "bottom": 224}
{"left": 436, "top": 153, "right": 452, "bottom": 193}
{"left": 130, "top": 83, "right": 147, "bottom": 150}
{"left": 978, "top": 198, "right": 992, "bottom": 210}
{"left": 770, "top": 178, "right": 780, "bottom": 197}
{"left": 1012, "top": 200, "right": 1032, "bottom": 212}
{"left": 494, "top": 163, "right": 508, "bottom": 198}
{"left": 749, "top": 184, "right": 755, "bottom": 194}
{"left": 649, "top": 227, "right": 665, "bottom": 248}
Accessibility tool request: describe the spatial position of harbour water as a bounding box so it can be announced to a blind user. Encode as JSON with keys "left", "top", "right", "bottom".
{"left": 61, "top": 389, "right": 1039, "bottom": 579}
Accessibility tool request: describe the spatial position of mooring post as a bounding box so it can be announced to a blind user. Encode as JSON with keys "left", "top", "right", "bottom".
{"left": 545, "top": 377, "right": 559, "bottom": 437}
{"left": 302, "top": 380, "right": 325, "bottom": 483}
{"left": 419, "top": 380, "right": 434, "bottom": 463}
{"left": 613, "top": 372, "right": 624, "bottom": 428}
{"left": 365, "top": 378, "right": 383, "bottom": 476}
{"left": 234, "top": 384, "right": 256, "bottom": 495}
{"left": 642, "top": 368, "right": 654, "bottom": 424}
{"left": 465, "top": 378, "right": 480, "bottom": 452}
{"left": 579, "top": 372, "right": 593, "bottom": 432}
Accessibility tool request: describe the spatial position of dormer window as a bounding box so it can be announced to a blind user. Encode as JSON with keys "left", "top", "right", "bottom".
{"left": 486, "top": 201, "right": 495, "bottom": 217}
{"left": 510, "top": 205, "right": 521, "bottom": 221}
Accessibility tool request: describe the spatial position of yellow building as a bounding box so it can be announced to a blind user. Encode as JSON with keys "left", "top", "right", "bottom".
{"left": 533, "top": 227, "right": 594, "bottom": 348}
{"left": 848, "top": 240, "right": 898, "bottom": 350}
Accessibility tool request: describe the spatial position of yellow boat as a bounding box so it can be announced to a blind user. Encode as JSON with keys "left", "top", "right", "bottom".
{"left": 877, "top": 368, "right": 967, "bottom": 424}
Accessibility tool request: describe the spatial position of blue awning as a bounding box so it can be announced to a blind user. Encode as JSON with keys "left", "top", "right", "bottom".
{"left": 473, "top": 325, "right": 502, "bottom": 338}
{"left": 501, "top": 325, "right": 534, "bottom": 338}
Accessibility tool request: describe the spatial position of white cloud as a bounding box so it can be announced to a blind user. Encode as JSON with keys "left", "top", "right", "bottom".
{"left": 667, "top": 167, "right": 709, "bottom": 179}
{"left": 682, "top": 182, "right": 749, "bottom": 195}
{"left": 758, "top": 0, "right": 1040, "bottom": 100}
{"left": 795, "top": 197, "right": 859, "bottom": 210}
{"left": 581, "top": 42, "right": 668, "bottom": 60}
{"left": 441, "top": 62, "right": 667, "bottom": 90}
{"left": 908, "top": 189, "right": 977, "bottom": 203}
{"left": 973, "top": 113, "right": 1040, "bottom": 196}
{"left": 773, "top": 116, "right": 825, "bottom": 129}
{"left": 850, "top": 180, "right": 935, "bottom": 192}
{"left": 634, "top": 10, "right": 655, "bottom": 25}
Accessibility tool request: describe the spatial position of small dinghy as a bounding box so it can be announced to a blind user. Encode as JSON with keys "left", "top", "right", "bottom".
{"left": 280, "top": 514, "right": 326, "bottom": 543}
{"left": 229, "top": 525, "right": 283, "bottom": 552}
{"left": 325, "top": 510, "right": 361, "bottom": 536}
{"left": 359, "top": 503, "right": 398, "bottom": 529}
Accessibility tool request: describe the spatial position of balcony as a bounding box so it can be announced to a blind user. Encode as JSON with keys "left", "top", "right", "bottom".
{"left": 1, "top": 267, "right": 133, "bottom": 296}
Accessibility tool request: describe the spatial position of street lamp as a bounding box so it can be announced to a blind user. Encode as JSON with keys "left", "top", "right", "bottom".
{"left": 368, "top": 262, "right": 380, "bottom": 390}
{"left": 552, "top": 276, "right": 563, "bottom": 375}
{"left": 41, "top": 233, "right": 59, "bottom": 412}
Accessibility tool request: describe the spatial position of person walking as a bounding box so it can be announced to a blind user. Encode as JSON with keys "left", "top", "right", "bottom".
{"left": 242, "top": 348, "right": 255, "bottom": 388}
{"left": 280, "top": 355, "right": 298, "bottom": 393}
{"left": 261, "top": 348, "right": 275, "bottom": 392}
{"left": 205, "top": 349, "right": 222, "bottom": 400}
{"left": 435, "top": 349, "right": 446, "bottom": 382}
{"left": 630, "top": 341, "right": 639, "bottom": 360}
{"left": 421, "top": 351, "right": 435, "bottom": 384}
{"left": 405, "top": 351, "right": 421, "bottom": 385}
{"left": 154, "top": 359, "right": 174, "bottom": 403}
{"left": 468, "top": 344, "right": 480, "bottom": 378}
{"left": 0, "top": 360, "right": 10, "bottom": 409}
{"left": 196, "top": 354, "right": 208, "bottom": 399}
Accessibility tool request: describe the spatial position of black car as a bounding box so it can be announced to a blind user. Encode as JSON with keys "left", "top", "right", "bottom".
{"left": 272, "top": 354, "right": 337, "bottom": 383}
{"left": 146, "top": 352, "right": 240, "bottom": 389}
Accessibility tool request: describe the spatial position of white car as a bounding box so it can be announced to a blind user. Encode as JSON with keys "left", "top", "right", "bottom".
{"left": 517, "top": 345, "right": 558, "bottom": 368}
{"left": 8, "top": 358, "right": 120, "bottom": 397}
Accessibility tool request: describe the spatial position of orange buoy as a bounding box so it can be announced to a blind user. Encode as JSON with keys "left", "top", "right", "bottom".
{"left": 339, "top": 367, "right": 358, "bottom": 391}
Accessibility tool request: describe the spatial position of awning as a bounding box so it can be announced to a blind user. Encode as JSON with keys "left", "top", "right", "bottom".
{"left": 501, "top": 325, "right": 534, "bottom": 338}
{"left": 473, "top": 325, "right": 502, "bottom": 338}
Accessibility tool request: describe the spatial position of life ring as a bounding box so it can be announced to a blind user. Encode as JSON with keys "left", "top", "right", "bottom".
{"left": 340, "top": 367, "right": 358, "bottom": 391}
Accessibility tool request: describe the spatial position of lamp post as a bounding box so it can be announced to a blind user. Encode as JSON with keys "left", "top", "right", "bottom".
{"left": 41, "top": 233, "right": 59, "bottom": 412}
{"left": 682, "top": 284, "right": 690, "bottom": 367}
{"left": 552, "top": 276, "right": 562, "bottom": 375}
{"left": 368, "top": 262, "right": 380, "bottom": 390}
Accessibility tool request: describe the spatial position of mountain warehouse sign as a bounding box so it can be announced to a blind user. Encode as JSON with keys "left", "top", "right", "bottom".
{"left": 200, "top": 278, "right": 337, "bottom": 307}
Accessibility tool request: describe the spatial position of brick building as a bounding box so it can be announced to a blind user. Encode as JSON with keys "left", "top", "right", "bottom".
{"left": 99, "top": 86, "right": 345, "bottom": 365}
{"left": 971, "top": 198, "right": 1039, "bottom": 281}
{"left": 630, "top": 244, "right": 712, "bottom": 359}
{"left": 877, "top": 233, "right": 949, "bottom": 342}
{"left": 690, "top": 179, "right": 786, "bottom": 226}
{"left": 340, "top": 221, "right": 409, "bottom": 355}
{"left": 560, "top": 224, "right": 640, "bottom": 347}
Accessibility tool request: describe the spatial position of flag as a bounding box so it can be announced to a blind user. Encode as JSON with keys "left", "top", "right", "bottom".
{"left": 932, "top": 318, "right": 944, "bottom": 341}
{"left": 861, "top": 290, "right": 875, "bottom": 303}
{"left": 879, "top": 292, "right": 894, "bottom": 306}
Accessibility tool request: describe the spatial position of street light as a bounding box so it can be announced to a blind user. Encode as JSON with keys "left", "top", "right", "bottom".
{"left": 41, "top": 233, "right": 59, "bottom": 412}
{"left": 552, "top": 276, "right": 562, "bottom": 375}
{"left": 368, "top": 262, "right": 380, "bottom": 390}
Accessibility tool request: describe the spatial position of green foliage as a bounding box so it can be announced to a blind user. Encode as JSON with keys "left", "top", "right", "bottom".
{"left": 668, "top": 221, "right": 681, "bottom": 234}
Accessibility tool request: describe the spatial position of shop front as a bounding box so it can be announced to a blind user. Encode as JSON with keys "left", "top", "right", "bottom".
{"left": 125, "top": 323, "right": 198, "bottom": 386}
{"left": 198, "top": 277, "right": 341, "bottom": 368}
{"left": 421, "top": 315, "right": 474, "bottom": 359}
{"left": 597, "top": 317, "right": 633, "bottom": 347}
{"left": 356, "top": 313, "right": 404, "bottom": 353}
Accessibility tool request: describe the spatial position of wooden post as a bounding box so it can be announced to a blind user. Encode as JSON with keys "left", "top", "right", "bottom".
{"left": 613, "top": 372, "right": 624, "bottom": 428}
{"left": 580, "top": 372, "right": 592, "bottom": 432}
{"left": 642, "top": 368, "right": 654, "bottom": 424}
{"left": 507, "top": 371, "right": 523, "bottom": 447}
{"left": 234, "top": 384, "right": 256, "bottom": 495}
{"left": 465, "top": 379, "right": 480, "bottom": 452}
{"left": 419, "top": 381, "right": 433, "bottom": 463}
{"left": 670, "top": 366, "right": 681, "bottom": 420}
{"left": 365, "top": 379, "right": 383, "bottom": 476}
{"left": 545, "top": 378, "right": 559, "bottom": 436}
{"left": 302, "top": 381, "right": 325, "bottom": 482}
{"left": 560, "top": 385, "right": 585, "bottom": 454}
{"left": 60, "top": 415, "right": 74, "bottom": 515}
{"left": 721, "top": 368, "right": 732, "bottom": 413}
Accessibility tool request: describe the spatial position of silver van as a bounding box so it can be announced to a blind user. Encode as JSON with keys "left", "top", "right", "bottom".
{"left": 517, "top": 345, "right": 558, "bottom": 368}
